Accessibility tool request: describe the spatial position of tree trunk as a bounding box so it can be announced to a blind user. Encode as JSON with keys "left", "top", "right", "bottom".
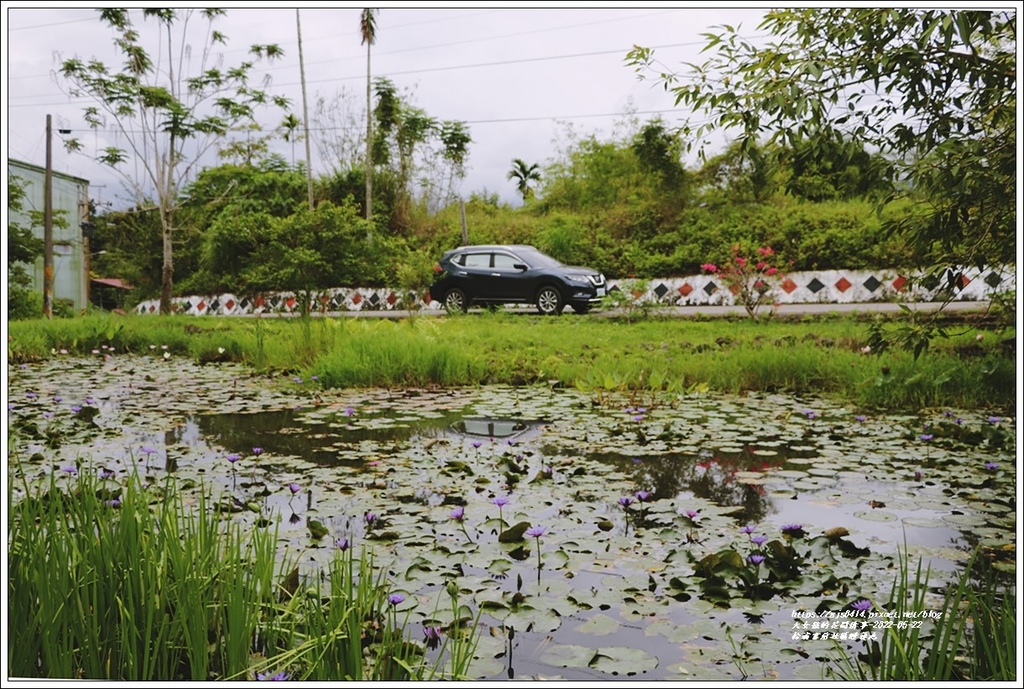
{"left": 159, "top": 206, "right": 174, "bottom": 315}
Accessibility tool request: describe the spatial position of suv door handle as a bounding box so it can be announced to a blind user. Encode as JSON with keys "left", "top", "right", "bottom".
{"left": 491, "top": 273, "right": 502, "bottom": 277}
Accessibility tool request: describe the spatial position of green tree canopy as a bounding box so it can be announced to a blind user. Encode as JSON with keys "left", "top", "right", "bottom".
{"left": 628, "top": 9, "right": 1016, "bottom": 271}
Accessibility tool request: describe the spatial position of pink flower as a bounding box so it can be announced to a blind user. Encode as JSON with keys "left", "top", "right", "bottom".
{"left": 735, "top": 257, "right": 747, "bottom": 267}
{"left": 700, "top": 263, "right": 718, "bottom": 273}
{"left": 766, "top": 267, "right": 778, "bottom": 276}
{"left": 756, "top": 261, "right": 766, "bottom": 270}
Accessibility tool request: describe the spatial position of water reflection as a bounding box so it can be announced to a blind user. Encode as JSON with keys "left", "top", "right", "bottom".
{"left": 588, "top": 444, "right": 813, "bottom": 525}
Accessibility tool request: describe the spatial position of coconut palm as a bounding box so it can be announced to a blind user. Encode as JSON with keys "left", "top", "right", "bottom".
{"left": 508, "top": 158, "right": 541, "bottom": 201}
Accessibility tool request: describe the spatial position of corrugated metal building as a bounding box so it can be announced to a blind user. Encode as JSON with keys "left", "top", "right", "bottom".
{"left": 8, "top": 159, "right": 91, "bottom": 312}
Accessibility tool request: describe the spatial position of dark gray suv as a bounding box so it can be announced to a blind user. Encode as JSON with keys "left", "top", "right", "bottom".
{"left": 428, "top": 245, "right": 607, "bottom": 315}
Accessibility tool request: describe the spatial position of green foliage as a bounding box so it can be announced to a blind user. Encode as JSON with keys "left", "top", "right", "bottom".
{"left": 7, "top": 314, "right": 1013, "bottom": 413}
{"left": 7, "top": 463, "right": 479, "bottom": 681}
{"left": 627, "top": 8, "right": 1015, "bottom": 349}
{"left": 7, "top": 175, "right": 45, "bottom": 319}
{"left": 830, "top": 548, "right": 1016, "bottom": 681}
{"left": 58, "top": 9, "right": 287, "bottom": 314}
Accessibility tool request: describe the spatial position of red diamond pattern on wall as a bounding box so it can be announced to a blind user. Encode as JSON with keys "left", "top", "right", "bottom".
{"left": 352, "top": 293, "right": 363, "bottom": 305}
{"left": 728, "top": 283, "right": 742, "bottom": 295}
{"left": 781, "top": 278, "right": 798, "bottom": 294}
{"left": 387, "top": 292, "right": 397, "bottom": 305}
{"left": 678, "top": 283, "right": 693, "bottom": 297}
{"left": 957, "top": 274, "right": 971, "bottom": 289}
{"left": 197, "top": 300, "right": 206, "bottom": 312}
{"left": 286, "top": 297, "right": 296, "bottom": 309}
{"left": 834, "top": 277, "right": 852, "bottom": 292}
{"left": 225, "top": 299, "right": 235, "bottom": 311}
{"left": 892, "top": 276, "right": 908, "bottom": 292}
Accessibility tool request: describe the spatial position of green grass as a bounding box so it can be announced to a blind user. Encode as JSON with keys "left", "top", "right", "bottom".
{"left": 6, "top": 456, "right": 479, "bottom": 681}
{"left": 6, "top": 311, "right": 1014, "bottom": 411}
{"left": 829, "top": 548, "right": 1016, "bottom": 681}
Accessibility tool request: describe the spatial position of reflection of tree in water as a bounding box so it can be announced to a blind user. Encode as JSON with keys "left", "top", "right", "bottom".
{"left": 589, "top": 446, "right": 796, "bottom": 525}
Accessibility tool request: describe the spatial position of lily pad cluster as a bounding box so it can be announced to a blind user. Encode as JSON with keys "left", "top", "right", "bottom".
{"left": 6, "top": 357, "right": 1016, "bottom": 680}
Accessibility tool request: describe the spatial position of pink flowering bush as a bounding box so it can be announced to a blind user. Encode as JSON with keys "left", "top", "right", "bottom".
{"left": 700, "top": 245, "right": 787, "bottom": 321}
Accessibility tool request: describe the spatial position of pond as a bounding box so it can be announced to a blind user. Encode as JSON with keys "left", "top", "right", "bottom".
{"left": 6, "top": 355, "right": 1016, "bottom": 680}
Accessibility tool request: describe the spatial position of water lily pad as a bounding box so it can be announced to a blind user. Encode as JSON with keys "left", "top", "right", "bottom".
{"left": 853, "top": 510, "right": 899, "bottom": 522}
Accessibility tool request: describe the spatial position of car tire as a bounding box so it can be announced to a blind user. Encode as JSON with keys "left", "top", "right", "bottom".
{"left": 536, "top": 286, "right": 564, "bottom": 315}
{"left": 444, "top": 288, "right": 469, "bottom": 314}
{"left": 572, "top": 304, "right": 591, "bottom": 315}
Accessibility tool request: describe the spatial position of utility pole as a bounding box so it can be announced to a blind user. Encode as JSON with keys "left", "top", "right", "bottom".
{"left": 43, "top": 114, "right": 54, "bottom": 319}
{"left": 296, "top": 10, "right": 314, "bottom": 210}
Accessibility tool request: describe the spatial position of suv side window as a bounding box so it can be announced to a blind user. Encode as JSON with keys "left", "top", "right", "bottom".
{"left": 463, "top": 253, "right": 491, "bottom": 268}
{"left": 492, "top": 253, "right": 521, "bottom": 271}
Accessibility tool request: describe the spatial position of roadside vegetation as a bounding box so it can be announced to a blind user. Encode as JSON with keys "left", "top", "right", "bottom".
{"left": 6, "top": 311, "right": 1015, "bottom": 413}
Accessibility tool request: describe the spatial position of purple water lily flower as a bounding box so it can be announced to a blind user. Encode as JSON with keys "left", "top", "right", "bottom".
{"left": 226, "top": 453, "right": 241, "bottom": 464}
{"left": 85, "top": 397, "right": 95, "bottom": 405}
{"left": 802, "top": 409, "right": 816, "bottom": 420}
{"left": 987, "top": 416, "right": 1001, "bottom": 424}
{"left": 618, "top": 496, "right": 633, "bottom": 508}
{"left": 914, "top": 470, "right": 923, "bottom": 481}
{"left": 525, "top": 525, "right": 546, "bottom": 539}
{"left": 741, "top": 524, "right": 757, "bottom": 534}
{"left": 984, "top": 462, "right": 999, "bottom": 471}
{"left": 450, "top": 506, "right": 465, "bottom": 521}
{"left": 854, "top": 415, "right": 867, "bottom": 422}
{"left": 781, "top": 523, "right": 804, "bottom": 535}
{"left": 53, "top": 396, "right": 63, "bottom": 403}
{"left": 684, "top": 510, "right": 700, "bottom": 519}
{"left": 920, "top": 434, "right": 934, "bottom": 441}
{"left": 472, "top": 440, "right": 483, "bottom": 449}
{"left": 293, "top": 377, "right": 303, "bottom": 384}
{"left": 288, "top": 482, "right": 301, "bottom": 495}
{"left": 252, "top": 447, "right": 264, "bottom": 456}
{"left": 140, "top": 446, "right": 157, "bottom": 456}
{"left": 99, "top": 469, "right": 115, "bottom": 479}
{"left": 61, "top": 466, "right": 78, "bottom": 475}
{"left": 104, "top": 498, "right": 122, "bottom": 508}
{"left": 71, "top": 405, "right": 82, "bottom": 413}
{"left": 491, "top": 495, "right": 509, "bottom": 508}
{"left": 634, "top": 490, "right": 650, "bottom": 502}
{"left": 750, "top": 534, "right": 768, "bottom": 546}
{"left": 42, "top": 412, "right": 53, "bottom": 419}
{"left": 851, "top": 599, "right": 872, "bottom": 611}
{"left": 748, "top": 554, "right": 766, "bottom": 565}
{"left": 423, "top": 625, "right": 443, "bottom": 650}
{"left": 335, "top": 537, "right": 351, "bottom": 551}
{"left": 26, "top": 392, "right": 37, "bottom": 400}
{"left": 388, "top": 593, "right": 405, "bottom": 606}
{"left": 365, "top": 512, "right": 377, "bottom": 526}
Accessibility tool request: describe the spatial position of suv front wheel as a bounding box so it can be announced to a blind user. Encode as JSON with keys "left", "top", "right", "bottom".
{"left": 536, "top": 286, "right": 564, "bottom": 315}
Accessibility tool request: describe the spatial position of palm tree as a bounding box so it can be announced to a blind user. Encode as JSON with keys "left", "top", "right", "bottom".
{"left": 280, "top": 113, "right": 302, "bottom": 166}
{"left": 508, "top": 158, "right": 541, "bottom": 201}
{"left": 360, "top": 9, "right": 378, "bottom": 222}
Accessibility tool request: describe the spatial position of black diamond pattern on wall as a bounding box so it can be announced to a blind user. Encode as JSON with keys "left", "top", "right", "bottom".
{"left": 807, "top": 278, "right": 825, "bottom": 294}
{"left": 369, "top": 292, "right": 381, "bottom": 306}
{"left": 209, "top": 298, "right": 220, "bottom": 312}
{"left": 654, "top": 283, "right": 668, "bottom": 298}
{"left": 920, "top": 273, "right": 940, "bottom": 290}
{"left": 863, "top": 276, "right": 881, "bottom": 292}
{"left": 703, "top": 281, "right": 718, "bottom": 296}
{"left": 984, "top": 271, "right": 1002, "bottom": 288}
{"left": 239, "top": 297, "right": 250, "bottom": 311}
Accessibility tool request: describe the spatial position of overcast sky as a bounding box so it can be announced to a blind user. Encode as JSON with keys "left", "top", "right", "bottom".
{"left": 5, "top": 4, "right": 771, "bottom": 209}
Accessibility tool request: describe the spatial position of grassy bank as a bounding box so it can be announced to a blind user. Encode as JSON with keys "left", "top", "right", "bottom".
{"left": 6, "top": 311, "right": 1015, "bottom": 412}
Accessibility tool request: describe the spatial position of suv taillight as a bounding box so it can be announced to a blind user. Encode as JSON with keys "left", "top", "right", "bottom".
{"left": 433, "top": 263, "right": 443, "bottom": 273}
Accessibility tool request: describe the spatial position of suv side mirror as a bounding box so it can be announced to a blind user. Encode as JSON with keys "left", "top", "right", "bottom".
{"left": 513, "top": 263, "right": 528, "bottom": 271}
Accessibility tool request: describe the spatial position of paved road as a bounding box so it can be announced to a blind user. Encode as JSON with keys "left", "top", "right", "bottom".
{"left": 289, "top": 300, "right": 993, "bottom": 319}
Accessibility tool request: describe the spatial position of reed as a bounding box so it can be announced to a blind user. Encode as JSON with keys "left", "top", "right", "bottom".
{"left": 7, "top": 456, "right": 478, "bottom": 681}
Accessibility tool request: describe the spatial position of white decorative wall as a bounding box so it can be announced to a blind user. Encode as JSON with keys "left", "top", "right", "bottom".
{"left": 134, "top": 266, "right": 1015, "bottom": 316}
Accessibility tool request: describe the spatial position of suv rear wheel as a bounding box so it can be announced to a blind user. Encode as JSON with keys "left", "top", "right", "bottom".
{"left": 536, "top": 286, "right": 564, "bottom": 315}
{"left": 444, "top": 288, "right": 469, "bottom": 314}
